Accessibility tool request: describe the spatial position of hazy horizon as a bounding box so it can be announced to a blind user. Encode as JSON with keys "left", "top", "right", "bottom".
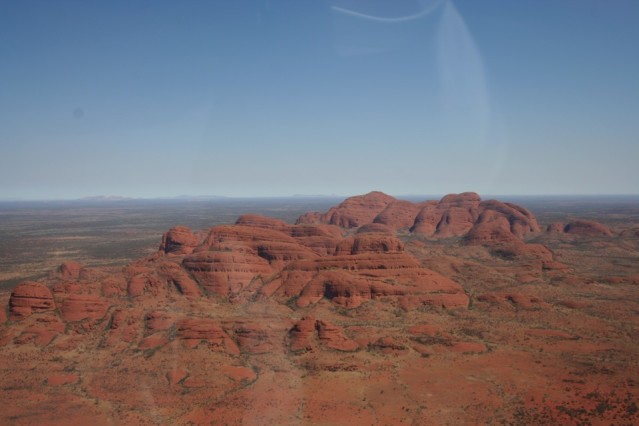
{"left": 3, "top": 191, "right": 639, "bottom": 203}
{"left": 1, "top": 0, "right": 638, "bottom": 199}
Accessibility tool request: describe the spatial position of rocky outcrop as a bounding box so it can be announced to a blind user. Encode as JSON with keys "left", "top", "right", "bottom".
{"left": 157, "top": 262, "right": 202, "bottom": 297}
{"left": 160, "top": 226, "right": 200, "bottom": 255}
{"left": 14, "top": 314, "right": 65, "bottom": 346}
{"left": 144, "top": 311, "right": 177, "bottom": 335}
{"left": 297, "top": 191, "right": 540, "bottom": 244}
{"left": 373, "top": 200, "right": 423, "bottom": 231}
{"left": 297, "top": 191, "right": 396, "bottom": 228}
{"left": 316, "top": 320, "right": 358, "bottom": 352}
{"left": 225, "top": 321, "right": 276, "bottom": 354}
{"left": 126, "top": 272, "right": 164, "bottom": 298}
{"left": 546, "top": 220, "right": 613, "bottom": 237}
{"left": 563, "top": 220, "right": 613, "bottom": 237}
{"left": 182, "top": 247, "right": 272, "bottom": 296}
{"left": 289, "top": 317, "right": 358, "bottom": 352}
{"left": 58, "top": 261, "right": 82, "bottom": 280}
{"left": 289, "top": 316, "right": 317, "bottom": 352}
{"left": 59, "top": 294, "right": 109, "bottom": 322}
{"left": 464, "top": 212, "right": 519, "bottom": 245}
{"left": 176, "top": 317, "right": 240, "bottom": 354}
{"left": 235, "top": 214, "right": 289, "bottom": 232}
{"left": 104, "top": 309, "right": 139, "bottom": 345}
{"left": 9, "top": 282, "right": 56, "bottom": 320}
{"left": 279, "top": 251, "right": 467, "bottom": 309}
{"left": 334, "top": 234, "right": 404, "bottom": 255}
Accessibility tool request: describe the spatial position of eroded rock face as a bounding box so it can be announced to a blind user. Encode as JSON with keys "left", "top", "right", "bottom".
{"left": 9, "top": 282, "right": 56, "bottom": 320}
{"left": 289, "top": 316, "right": 317, "bottom": 352}
{"left": 60, "top": 294, "right": 109, "bottom": 322}
{"left": 160, "top": 226, "right": 199, "bottom": 255}
{"left": 177, "top": 317, "right": 239, "bottom": 354}
{"left": 58, "top": 261, "right": 82, "bottom": 280}
{"left": 235, "top": 214, "right": 289, "bottom": 232}
{"left": 316, "top": 320, "right": 359, "bottom": 352}
{"left": 276, "top": 251, "right": 467, "bottom": 310}
{"left": 465, "top": 213, "right": 518, "bottom": 245}
{"left": 373, "top": 200, "right": 423, "bottom": 231}
{"left": 289, "top": 317, "right": 358, "bottom": 352}
{"left": 183, "top": 248, "right": 272, "bottom": 296}
{"left": 334, "top": 234, "right": 404, "bottom": 255}
{"left": 225, "top": 321, "right": 277, "bottom": 354}
{"left": 297, "top": 191, "right": 396, "bottom": 228}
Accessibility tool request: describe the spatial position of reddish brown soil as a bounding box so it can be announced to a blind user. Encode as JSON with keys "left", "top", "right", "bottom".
{"left": 1, "top": 192, "right": 638, "bottom": 425}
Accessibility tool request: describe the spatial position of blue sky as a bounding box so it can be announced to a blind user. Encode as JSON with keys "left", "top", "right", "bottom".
{"left": 1, "top": 0, "right": 638, "bottom": 199}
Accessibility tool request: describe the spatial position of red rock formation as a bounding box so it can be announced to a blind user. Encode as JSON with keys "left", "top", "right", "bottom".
{"left": 334, "top": 234, "right": 404, "bottom": 255}
{"left": 316, "top": 320, "right": 358, "bottom": 352}
{"left": 1, "top": 192, "right": 638, "bottom": 425}
{"left": 104, "top": 309, "right": 139, "bottom": 344}
{"left": 563, "top": 220, "right": 613, "bottom": 237}
{"left": 410, "top": 202, "right": 440, "bottom": 235}
{"left": 296, "top": 191, "right": 396, "bottom": 228}
{"left": 370, "top": 336, "right": 408, "bottom": 354}
{"left": 176, "top": 317, "right": 240, "bottom": 354}
{"left": 235, "top": 214, "right": 289, "bottom": 232}
{"left": 289, "top": 316, "right": 317, "bottom": 352}
{"left": 284, "top": 251, "right": 467, "bottom": 309}
{"left": 182, "top": 247, "right": 271, "bottom": 296}
{"left": 144, "top": 311, "right": 176, "bottom": 335}
{"left": 101, "top": 276, "right": 127, "bottom": 297}
{"left": 159, "top": 226, "right": 199, "bottom": 255}
{"left": 297, "top": 191, "right": 540, "bottom": 244}
{"left": 9, "top": 282, "right": 56, "bottom": 320}
{"left": 126, "top": 272, "right": 164, "bottom": 298}
{"left": 60, "top": 294, "right": 109, "bottom": 322}
{"left": 288, "top": 224, "right": 343, "bottom": 256}
{"left": 546, "top": 223, "right": 565, "bottom": 233}
{"left": 373, "top": 200, "right": 423, "bottom": 231}
{"left": 225, "top": 321, "right": 276, "bottom": 354}
{"left": 157, "top": 262, "right": 202, "bottom": 297}
{"left": 14, "top": 314, "right": 65, "bottom": 345}
{"left": 58, "top": 261, "right": 82, "bottom": 280}
{"left": 220, "top": 365, "right": 256, "bottom": 382}
{"left": 464, "top": 212, "right": 518, "bottom": 245}
{"left": 289, "top": 317, "right": 358, "bottom": 352}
